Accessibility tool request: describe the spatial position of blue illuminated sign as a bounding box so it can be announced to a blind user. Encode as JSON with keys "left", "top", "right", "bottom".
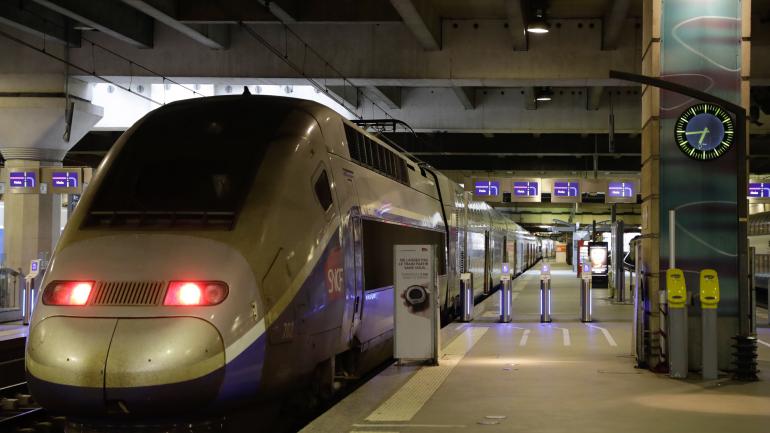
{"left": 553, "top": 181, "right": 579, "bottom": 197}
{"left": 475, "top": 181, "right": 500, "bottom": 196}
{"left": 607, "top": 182, "right": 634, "bottom": 198}
{"left": 52, "top": 171, "right": 79, "bottom": 188}
{"left": 502, "top": 263, "right": 510, "bottom": 274}
{"left": 513, "top": 181, "right": 538, "bottom": 197}
{"left": 749, "top": 183, "right": 770, "bottom": 198}
{"left": 9, "top": 171, "right": 36, "bottom": 188}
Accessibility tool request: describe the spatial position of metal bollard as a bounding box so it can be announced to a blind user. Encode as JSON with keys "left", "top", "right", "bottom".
{"left": 460, "top": 273, "right": 473, "bottom": 322}
{"left": 500, "top": 274, "right": 512, "bottom": 323}
{"left": 540, "top": 264, "right": 552, "bottom": 323}
{"left": 700, "top": 270, "right": 720, "bottom": 380}
{"left": 580, "top": 262, "right": 592, "bottom": 322}
{"left": 666, "top": 268, "right": 688, "bottom": 379}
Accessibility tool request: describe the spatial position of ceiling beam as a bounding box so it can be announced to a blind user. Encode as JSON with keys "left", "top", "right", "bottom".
{"left": 388, "top": 0, "right": 440, "bottom": 50}
{"left": 327, "top": 85, "right": 360, "bottom": 109}
{"left": 587, "top": 86, "right": 603, "bottom": 110}
{"left": 524, "top": 87, "right": 537, "bottom": 110}
{"left": 256, "top": 0, "right": 296, "bottom": 23}
{"left": 32, "top": 0, "right": 153, "bottom": 47}
{"left": 121, "top": 1, "right": 228, "bottom": 49}
{"left": 451, "top": 87, "right": 475, "bottom": 110}
{"left": 0, "top": 0, "right": 80, "bottom": 46}
{"left": 503, "top": 0, "right": 527, "bottom": 51}
{"left": 603, "top": 0, "right": 631, "bottom": 50}
{"left": 365, "top": 86, "right": 402, "bottom": 109}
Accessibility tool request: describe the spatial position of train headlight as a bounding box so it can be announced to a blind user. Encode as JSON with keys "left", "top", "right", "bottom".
{"left": 164, "top": 281, "right": 229, "bottom": 306}
{"left": 42, "top": 281, "right": 94, "bottom": 306}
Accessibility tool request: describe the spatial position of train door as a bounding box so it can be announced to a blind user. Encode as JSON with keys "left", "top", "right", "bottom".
{"left": 483, "top": 230, "right": 491, "bottom": 294}
{"left": 332, "top": 163, "right": 364, "bottom": 345}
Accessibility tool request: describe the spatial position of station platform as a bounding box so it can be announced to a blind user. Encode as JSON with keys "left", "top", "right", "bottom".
{"left": 0, "top": 323, "right": 27, "bottom": 342}
{"left": 303, "top": 262, "right": 770, "bottom": 433}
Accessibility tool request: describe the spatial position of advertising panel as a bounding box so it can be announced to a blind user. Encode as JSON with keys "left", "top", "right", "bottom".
{"left": 393, "top": 244, "right": 439, "bottom": 363}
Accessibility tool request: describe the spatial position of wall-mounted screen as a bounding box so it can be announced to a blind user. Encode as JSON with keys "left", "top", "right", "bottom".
{"left": 605, "top": 181, "right": 636, "bottom": 203}
{"left": 474, "top": 180, "right": 500, "bottom": 197}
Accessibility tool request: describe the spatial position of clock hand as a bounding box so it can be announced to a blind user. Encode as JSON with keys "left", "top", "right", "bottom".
{"left": 685, "top": 127, "right": 710, "bottom": 145}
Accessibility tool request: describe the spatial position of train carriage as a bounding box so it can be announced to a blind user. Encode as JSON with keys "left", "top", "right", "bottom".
{"left": 25, "top": 95, "right": 541, "bottom": 418}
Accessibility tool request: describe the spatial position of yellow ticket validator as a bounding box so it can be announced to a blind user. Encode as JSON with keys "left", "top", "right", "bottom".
{"left": 666, "top": 268, "right": 687, "bottom": 309}
{"left": 699, "top": 269, "right": 720, "bottom": 309}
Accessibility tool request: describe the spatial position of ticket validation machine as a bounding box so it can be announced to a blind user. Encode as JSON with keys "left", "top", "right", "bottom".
{"left": 540, "top": 264, "right": 552, "bottom": 323}
{"left": 700, "top": 270, "right": 720, "bottom": 380}
{"left": 666, "top": 268, "right": 688, "bottom": 378}
{"left": 580, "top": 262, "right": 592, "bottom": 322}
{"left": 500, "top": 263, "right": 512, "bottom": 323}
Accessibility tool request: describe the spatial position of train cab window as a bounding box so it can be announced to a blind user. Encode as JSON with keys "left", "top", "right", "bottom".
{"left": 314, "top": 170, "right": 334, "bottom": 212}
{"left": 85, "top": 99, "right": 293, "bottom": 228}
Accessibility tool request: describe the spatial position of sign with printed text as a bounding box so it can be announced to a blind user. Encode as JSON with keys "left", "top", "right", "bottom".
{"left": 552, "top": 180, "right": 581, "bottom": 203}
{"left": 605, "top": 181, "right": 637, "bottom": 203}
{"left": 474, "top": 180, "right": 500, "bottom": 197}
{"left": 511, "top": 179, "right": 541, "bottom": 203}
{"left": 749, "top": 182, "right": 770, "bottom": 200}
{"left": 5, "top": 169, "right": 40, "bottom": 194}
{"left": 393, "top": 244, "right": 439, "bottom": 363}
{"left": 43, "top": 168, "right": 83, "bottom": 194}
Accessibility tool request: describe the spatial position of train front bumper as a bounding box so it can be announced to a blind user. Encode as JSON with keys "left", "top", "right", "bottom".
{"left": 26, "top": 316, "right": 225, "bottom": 416}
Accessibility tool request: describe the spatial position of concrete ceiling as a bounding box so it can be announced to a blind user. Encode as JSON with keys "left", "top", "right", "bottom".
{"left": 1, "top": 0, "right": 769, "bottom": 174}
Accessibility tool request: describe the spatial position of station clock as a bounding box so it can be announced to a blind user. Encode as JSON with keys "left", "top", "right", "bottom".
{"left": 675, "top": 103, "right": 735, "bottom": 161}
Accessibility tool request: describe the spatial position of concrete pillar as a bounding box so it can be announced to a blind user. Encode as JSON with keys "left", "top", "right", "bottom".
{"left": 0, "top": 74, "right": 102, "bottom": 273}
{"left": 641, "top": 1, "right": 750, "bottom": 370}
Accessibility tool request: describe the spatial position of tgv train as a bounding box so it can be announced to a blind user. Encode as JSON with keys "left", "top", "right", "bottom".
{"left": 25, "top": 95, "right": 541, "bottom": 418}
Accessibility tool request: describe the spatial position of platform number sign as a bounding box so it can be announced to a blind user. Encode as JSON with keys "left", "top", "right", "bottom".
{"left": 675, "top": 103, "right": 735, "bottom": 160}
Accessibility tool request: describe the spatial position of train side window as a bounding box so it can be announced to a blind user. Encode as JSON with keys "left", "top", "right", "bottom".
{"left": 314, "top": 170, "right": 334, "bottom": 212}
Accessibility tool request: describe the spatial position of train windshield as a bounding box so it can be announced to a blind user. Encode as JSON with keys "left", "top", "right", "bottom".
{"left": 85, "top": 99, "right": 292, "bottom": 229}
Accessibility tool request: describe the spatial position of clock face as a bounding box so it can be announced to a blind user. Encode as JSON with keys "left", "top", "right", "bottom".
{"left": 675, "top": 103, "right": 734, "bottom": 160}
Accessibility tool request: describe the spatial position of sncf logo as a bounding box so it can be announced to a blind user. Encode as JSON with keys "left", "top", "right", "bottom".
{"left": 324, "top": 247, "right": 343, "bottom": 300}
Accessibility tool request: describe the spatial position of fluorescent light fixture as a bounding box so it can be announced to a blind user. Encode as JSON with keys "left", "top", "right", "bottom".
{"left": 527, "top": 22, "right": 549, "bottom": 34}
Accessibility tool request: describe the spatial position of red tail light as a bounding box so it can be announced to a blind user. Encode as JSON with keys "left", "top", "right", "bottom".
{"left": 164, "top": 281, "right": 228, "bottom": 306}
{"left": 42, "top": 281, "right": 94, "bottom": 306}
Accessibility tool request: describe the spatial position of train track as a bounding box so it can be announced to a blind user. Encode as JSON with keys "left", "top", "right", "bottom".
{"left": 0, "top": 381, "right": 61, "bottom": 432}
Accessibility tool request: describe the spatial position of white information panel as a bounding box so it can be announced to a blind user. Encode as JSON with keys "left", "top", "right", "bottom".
{"left": 393, "top": 244, "right": 440, "bottom": 364}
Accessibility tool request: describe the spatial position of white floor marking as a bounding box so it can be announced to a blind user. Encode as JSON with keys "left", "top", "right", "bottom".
{"left": 758, "top": 339, "right": 770, "bottom": 348}
{"left": 554, "top": 327, "right": 571, "bottom": 346}
{"left": 588, "top": 324, "right": 618, "bottom": 347}
{"left": 519, "top": 329, "right": 530, "bottom": 346}
{"left": 0, "top": 329, "right": 25, "bottom": 338}
{"left": 353, "top": 424, "right": 465, "bottom": 429}
{"left": 365, "top": 328, "right": 488, "bottom": 422}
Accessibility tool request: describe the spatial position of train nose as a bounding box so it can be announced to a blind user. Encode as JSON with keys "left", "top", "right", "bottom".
{"left": 27, "top": 317, "right": 225, "bottom": 416}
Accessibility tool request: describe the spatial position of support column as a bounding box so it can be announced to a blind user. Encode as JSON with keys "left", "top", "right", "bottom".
{"left": 641, "top": 0, "right": 750, "bottom": 371}
{"left": 0, "top": 74, "right": 102, "bottom": 273}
